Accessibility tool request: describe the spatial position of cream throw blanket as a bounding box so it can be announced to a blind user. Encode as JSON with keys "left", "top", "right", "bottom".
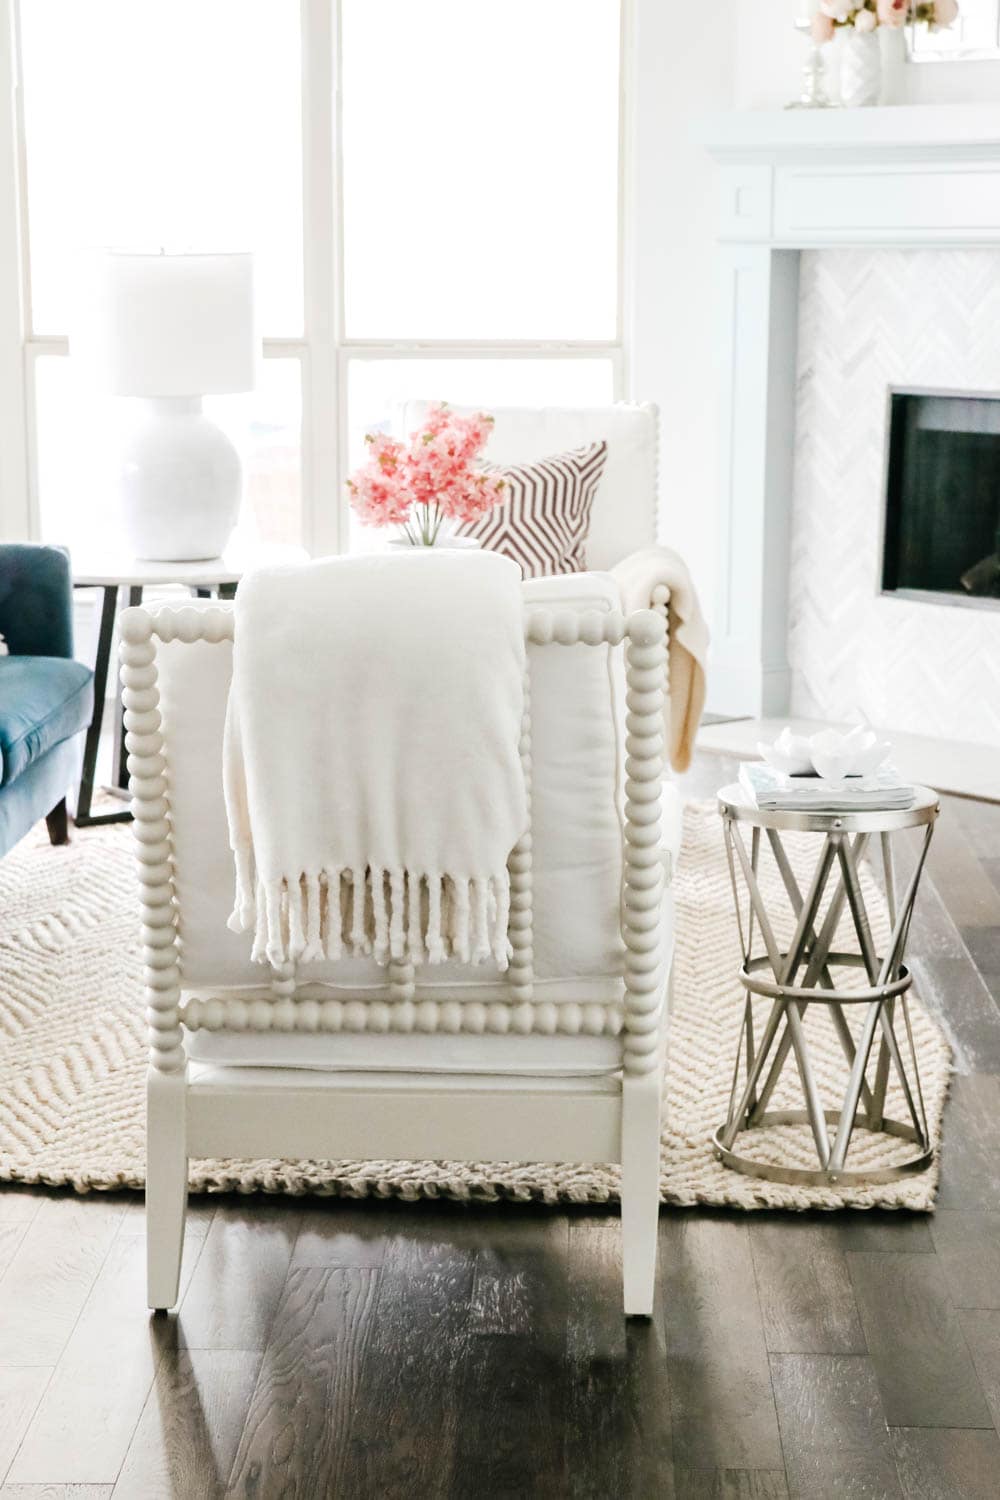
{"left": 223, "top": 551, "right": 527, "bottom": 970}
{"left": 612, "top": 546, "right": 710, "bottom": 774}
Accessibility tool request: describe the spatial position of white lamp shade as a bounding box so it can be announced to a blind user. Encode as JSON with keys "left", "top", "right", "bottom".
{"left": 78, "top": 251, "right": 256, "bottom": 397}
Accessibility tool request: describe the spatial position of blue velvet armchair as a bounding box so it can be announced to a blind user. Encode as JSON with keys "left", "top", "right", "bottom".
{"left": 0, "top": 545, "right": 94, "bottom": 855}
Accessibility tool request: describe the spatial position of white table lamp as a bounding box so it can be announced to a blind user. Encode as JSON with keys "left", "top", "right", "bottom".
{"left": 78, "top": 251, "right": 256, "bottom": 561}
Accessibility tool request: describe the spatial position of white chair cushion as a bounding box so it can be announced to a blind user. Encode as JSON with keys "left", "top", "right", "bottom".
{"left": 400, "top": 402, "right": 658, "bottom": 573}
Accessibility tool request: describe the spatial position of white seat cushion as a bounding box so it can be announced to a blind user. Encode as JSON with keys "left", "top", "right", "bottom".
{"left": 400, "top": 402, "right": 658, "bottom": 573}
{"left": 186, "top": 1030, "right": 626, "bottom": 1077}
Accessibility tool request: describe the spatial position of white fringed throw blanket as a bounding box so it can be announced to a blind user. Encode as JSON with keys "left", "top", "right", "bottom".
{"left": 223, "top": 551, "right": 527, "bottom": 970}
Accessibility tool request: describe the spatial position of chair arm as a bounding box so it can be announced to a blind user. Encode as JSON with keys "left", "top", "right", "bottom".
{"left": 0, "top": 544, "right": 74, "bottom": 658}
{"left": 609, "top": 548, "right": 671, "bottom": 611}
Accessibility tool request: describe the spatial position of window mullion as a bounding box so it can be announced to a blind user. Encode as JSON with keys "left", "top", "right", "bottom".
{"left": 0, "top": 0, "right": 29, "bottom": 538}
{"left": 302, "top": 0, "right": 339, "bottom": 558}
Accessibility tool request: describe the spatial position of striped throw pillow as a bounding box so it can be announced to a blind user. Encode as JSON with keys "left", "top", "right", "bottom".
{"left": 459, "top": 440, "right": 608, "bottom": 579}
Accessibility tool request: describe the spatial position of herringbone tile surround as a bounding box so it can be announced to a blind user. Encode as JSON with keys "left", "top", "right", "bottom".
{"left": 791, "top": 248, "right": 1000, "bottom": 746}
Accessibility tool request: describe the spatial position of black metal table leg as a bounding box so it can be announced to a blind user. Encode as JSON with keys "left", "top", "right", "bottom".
{"left": 76, "top": 584, "right": 132, "bottom": 828}
{"left": 113, "top": 585, "right": 143, "bottom": 790}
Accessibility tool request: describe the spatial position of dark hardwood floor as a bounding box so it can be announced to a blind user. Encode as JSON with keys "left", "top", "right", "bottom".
{"left": 3, "top": 750, "right": 1000, "bottom": 1497}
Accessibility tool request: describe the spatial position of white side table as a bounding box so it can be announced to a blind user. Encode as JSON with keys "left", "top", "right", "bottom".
{"left": 72, "top": 544, "right": 306, "bottom": 827}
{"left": 715, "top": 783, "right": 940, "bottom": 1188}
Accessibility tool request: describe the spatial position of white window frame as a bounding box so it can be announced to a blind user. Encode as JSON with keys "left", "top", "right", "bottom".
{"left": 0, "top": 0, "right": 632, "bottom": 555}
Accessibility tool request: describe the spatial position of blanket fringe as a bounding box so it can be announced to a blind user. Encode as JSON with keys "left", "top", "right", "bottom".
{"left": 228, "top": 866, "right": 513, "bottom": 972}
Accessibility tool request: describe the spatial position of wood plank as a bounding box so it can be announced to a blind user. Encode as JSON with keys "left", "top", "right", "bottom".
{"left": 0, "top": 1224, "right": 28, "bottom": 1280}
{"left": 661, "top": 1217, "right": 783, "bottom": 1471}
{"left": 891, "top": 1426, "right": 1000, "bottom": 1500}
{"left": 1, "top": 1487, "right": 114, "bottom": 1498}
{"left": 909, "top": 956, "right": 1000, "bottom": 1077}
{"left": 565, "top": 1221, "right": 673, "bottom": 1499}
{"left": 175, "top": 1204, "right": 300, "bottom": 1351}
{"left": 0, "top": 1189, "right": 44, "bottom": 1224}
{"left": 0, "top": 1197, "right": 123, "bottom": 1366}
{"left": 769, "top": 1353, "right": 901, "bottom": 1500}
{"left": 7, "top": 1232, "right": 201, "bottom": 1486}
{"left": 929, "top": 1210, "right": 1000, "bottom": 1310}
{"left": 959, "top": 926, "right": 1000, "bottom": 979}
{"left": 673, "top": 1471, "right": 789, "bottom": 1499}
{"left": 0, "top": 1370, "right": 52, "bottom": 1488}
{"left": 346, "top": 1254, "right": 476, "bottom": 1498}
{"left": 114, "top": 1196, "right": 215, "bottom": 1242}
{"left": 227, "top": 1268, "right": 378, "bottom": 1499}
{"left": 380, "top": 1201, "right": 567, "bottom": 1274}
{"left": 847, "top": 1250, "right": 993, "bottom": 1428}
{"left": 925, "top": 810, "right": 1000, "bottom": 931}
{"left": 936, "top": 1074, "right": 1000, "bottom": 1212}
{"left": 455, "top": 1333, "right": 566, "bottom": 1498}
{"left": 946, "top": 793, "right": 1000, "bottom": 867}
{"left": 817, "top": 1209, "right": 933, "bottom": 1254}
{"left": 957, "top": 1308, "right": 1000, "bottom": 1432}
{"left": 748, "top": 1221, "right": 865, "bottom": 1354}
{"left": 454, "top": 1228, "right": 569, "bottom": 1499}
{"left": 112, "top": 1349, "right": 261, "bottom": 1500}
{"left": 290, "top": 1203, "right": 390, "bottom": 1269}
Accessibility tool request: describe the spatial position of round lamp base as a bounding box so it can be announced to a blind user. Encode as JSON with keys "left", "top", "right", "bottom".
{"left": 119, "top": 397, "right": 242, "bottom": 562}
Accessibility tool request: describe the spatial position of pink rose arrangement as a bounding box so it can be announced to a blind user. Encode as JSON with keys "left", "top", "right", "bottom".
{"left": 347, "top": 404, "right": 506, "bottom": 547}
{"left": 812, "top": 0, "right": 957, "bottom": 41}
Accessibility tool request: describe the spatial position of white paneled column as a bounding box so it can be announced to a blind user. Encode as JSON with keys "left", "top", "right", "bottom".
{"left": 709, "top": 244, "right": 799, "bottom": 718}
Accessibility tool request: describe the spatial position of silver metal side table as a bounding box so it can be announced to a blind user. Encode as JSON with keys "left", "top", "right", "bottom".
{"left": 715, "top": 783, "right": 940, "bottom": 1188}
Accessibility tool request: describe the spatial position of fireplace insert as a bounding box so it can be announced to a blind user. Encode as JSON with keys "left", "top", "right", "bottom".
{"left": 882, "top": 388, "right": 1000, "bottom": 607}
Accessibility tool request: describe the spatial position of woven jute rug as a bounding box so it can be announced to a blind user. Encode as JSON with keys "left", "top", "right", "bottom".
{"left": 0, "top": 802, "right": 949, "bottom": 1210}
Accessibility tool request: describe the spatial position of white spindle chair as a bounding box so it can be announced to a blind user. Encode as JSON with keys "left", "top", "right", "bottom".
{"left": 121, "top": 574, "right": 676, "bottom": 1316}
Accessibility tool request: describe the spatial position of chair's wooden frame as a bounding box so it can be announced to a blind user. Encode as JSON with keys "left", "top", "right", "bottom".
{"left": 120, "top": 599, "right": 670, "bottom": 1317}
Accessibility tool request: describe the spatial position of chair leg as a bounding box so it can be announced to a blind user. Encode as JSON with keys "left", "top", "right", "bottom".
{"left": 146, "top": 1068, "right": 188, "bottom": 1312}
{"left": 44, "top": 796, "right": 69, "bottom": 846}
{"left": 621, "top": 1068, "right": 663, "bottom": 1317}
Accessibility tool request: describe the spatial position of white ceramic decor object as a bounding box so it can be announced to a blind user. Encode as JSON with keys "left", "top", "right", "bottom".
{"left": 758, "top": 726, "right": 813, "bottom": 776}
{"left": 809, "top": 726, "right": 891, "bottom": 781}
{"left": 837, "top": 27, "right": 881, "bottom": 108}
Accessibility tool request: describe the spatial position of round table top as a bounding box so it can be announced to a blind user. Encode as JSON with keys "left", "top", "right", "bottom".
{"left": 72, "top": 543, "right": 308, "bottom": 588}
{"left": 717, "top": 781, "right": 940, "bottom": 835}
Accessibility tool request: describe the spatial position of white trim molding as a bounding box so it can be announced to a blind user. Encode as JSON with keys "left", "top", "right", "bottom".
{"left": 699, "top": 104, "right": 1000, "bottom": 718}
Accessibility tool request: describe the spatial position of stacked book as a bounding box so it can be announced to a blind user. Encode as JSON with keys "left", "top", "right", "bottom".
{"left": 739, "top": 761, "right": 916, "bottom": 813}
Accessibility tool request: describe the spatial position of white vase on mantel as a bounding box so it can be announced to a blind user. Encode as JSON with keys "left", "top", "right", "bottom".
{"left": 878, "top": 25, "right": 908, "bottom": 105}
{"left": 837, "top": 26, "right": 881, "bottom": 108}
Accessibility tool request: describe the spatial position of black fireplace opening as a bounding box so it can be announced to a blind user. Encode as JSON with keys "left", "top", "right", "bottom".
{"left": 883, "top": 389, "right": 1000, "bottom": 606}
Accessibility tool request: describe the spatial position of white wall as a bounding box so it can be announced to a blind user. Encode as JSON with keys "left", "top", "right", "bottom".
{"left": 630, "top": 0, "right": 735, "bottom": 623}
{"left": 734, "top": 0, "right": 1000, "bottom": 107}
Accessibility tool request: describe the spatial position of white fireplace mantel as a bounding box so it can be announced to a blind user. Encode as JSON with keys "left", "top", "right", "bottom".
{"left": 698, "top": 105, "right": 1000, "bottom": 717}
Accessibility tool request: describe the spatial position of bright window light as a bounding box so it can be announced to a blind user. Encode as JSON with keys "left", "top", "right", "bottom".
{"left": 910, "top": 0, "right": 1000, "bottom": 55}
{"left": 341, "top": 0, "right": 621, "bottom": 340}
{"left": 19, "top": 0, "right": 303, "bottom": 336}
